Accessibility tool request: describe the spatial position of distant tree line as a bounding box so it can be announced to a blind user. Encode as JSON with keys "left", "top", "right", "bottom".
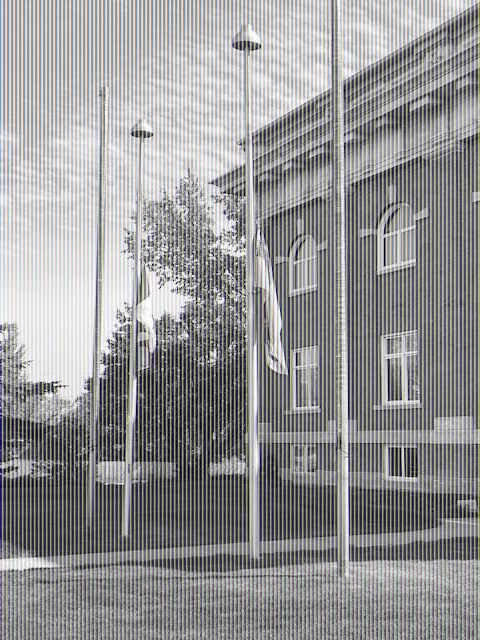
{"left": 0, "top": 322, "right": 77, "bottom": 475}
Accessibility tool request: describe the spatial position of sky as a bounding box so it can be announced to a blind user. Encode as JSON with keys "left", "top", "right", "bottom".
{"left": 1, "top": 0, "right": 473, "bottom": 398}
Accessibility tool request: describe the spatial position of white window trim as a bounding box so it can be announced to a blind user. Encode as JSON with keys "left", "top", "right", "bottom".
{"left": 362, "top": 209, "right": 428, "bottom": 241}
{"left": 290, "top": 444, "right": 318, "bottom": 475}
{"left": 373, "top": 403, "right": 422, "bottom": 411}
{"left": 414, "top": 207, "right": 429, "bottom": 222}
{"left": 359, "top": 228, "right": 377, "bottom": 239}
{"left": 380, "top": 330, "right": 420, "bottom": 406}
{"left": 289, "top": 235, "right": 318, "bottom": 296}
{"left": 285, "top": 407, "right": 322, "bottom": 415}
{"left": 377, "top": 203, "right": 416, "bottom": 274}
{"left": 377, "top": 259, "right": 416, "bottom": 276}
{"left": 384, "top": 445, "right": 418, "bottom": 482}
{"left": 291, "top": 346, "right": 319, "bottom": 411}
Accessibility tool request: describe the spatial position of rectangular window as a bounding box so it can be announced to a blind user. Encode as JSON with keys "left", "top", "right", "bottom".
{"left": 306, "top": 257, "right": 316, "bottom": 287}
{"left": 290, "top": 237, "right": 318, "bottom": 295}
{"left": 292, "top": 347, "right": 319, "bottom": 409}
{"left": 404, "top": 447, "right": 418, "bottom": 478}
{"left": 388, "top": 447, "right": 402, "bottom": 477}
{"left": 293, "top": 263, "right": 305, "bottom": 291}
{"left": 401, "top": 228, "right": 415, "bottom": 261}
{"left": 293, "top": 256, "right": 316, "bottom": 291}
{"left": 384, "top": 233, "right": 397, "bottom": 267}
{"left": 290, "top": 445, "right": 317, "bottom": 474}
{"left": 381, "top": 331, "right": 419, "bottom": 405}
{"left": 385, "top": 446, "right": 418, "bottom": 480}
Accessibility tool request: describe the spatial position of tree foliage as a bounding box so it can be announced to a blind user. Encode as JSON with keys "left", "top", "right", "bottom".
{"left": 124, "top": 174, "right": 246, "bottom": 366}
{"left": 0, "top": 323, "right": 73, "bottom": 466}
{"left": 1, "top": 323, "right": 65, "bottom": 420}
{"left": 99, "top": 174, "right": 247, "bottom": 472}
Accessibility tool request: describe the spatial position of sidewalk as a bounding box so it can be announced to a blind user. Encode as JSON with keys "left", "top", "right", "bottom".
{"left": 1, "top": 517, "right": 477, "bottom": 572}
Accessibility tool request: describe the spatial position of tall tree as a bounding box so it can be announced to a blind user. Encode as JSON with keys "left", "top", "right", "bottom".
{"left": 122, "top": 174, "right": 246, "bottom": 473}
{"left": 125, "top": 174, "right": 246, "bottom": 365}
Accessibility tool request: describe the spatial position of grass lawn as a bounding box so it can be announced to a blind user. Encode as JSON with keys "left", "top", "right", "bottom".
{"left": 1, "top": 561, "right": 478, "bottom": 639}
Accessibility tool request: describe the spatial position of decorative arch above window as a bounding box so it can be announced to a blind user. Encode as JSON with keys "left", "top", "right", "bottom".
{"left": 377, "top": 204, "right": 416, "bottom": 273}
{"left": 289, "top": 235, "right": 318, "bottom": 295}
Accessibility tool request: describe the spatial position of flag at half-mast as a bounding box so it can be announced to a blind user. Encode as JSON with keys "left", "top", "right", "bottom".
{"left": 255, "top": 228, "right": 288, "bottom": 375}
{"left": 137, "top": 266, "right": 156, "bottom": 371}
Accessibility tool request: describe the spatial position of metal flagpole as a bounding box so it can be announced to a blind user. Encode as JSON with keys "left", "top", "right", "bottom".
{"left": 331, "top": 0, "right": 350, "bottom": 577}
{"left": 122, "top": 119, "right": 154, "bottom": 538}
{"left": 87, "top": 86, "right": 109, "bottom": 530}
{"left": 233, "top": 24, "right": 262, "bottom": 560}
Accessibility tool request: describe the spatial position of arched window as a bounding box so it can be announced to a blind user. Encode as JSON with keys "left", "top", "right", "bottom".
{"left": 289, "top": 235, "right": 317, "bottom": 295}
{"left": 378, "top": 204, "right": 416, "bottom": 272}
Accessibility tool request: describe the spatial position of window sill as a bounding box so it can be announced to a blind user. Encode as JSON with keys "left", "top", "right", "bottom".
{"left": 285, "top": 408, "right": 321, "bottom": 416}
{"left": 373, "top": 403, "right": 422, "bottom": 411}
{"left": 289, "top": 286, "right": 317, "bottom": 298}
{"left": 290, "top": 470, "right": 318, "bottom": 475}
{"left": 377, "top": 260, "right": 416, "bottom": 276}
{"left": 385, "top": 476, "right": 418, "bottom": 483}
{"left": 290, "top": 471, "right": 317, "bottom": 478}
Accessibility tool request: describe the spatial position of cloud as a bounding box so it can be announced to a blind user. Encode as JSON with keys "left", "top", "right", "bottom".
{"left": 2, "top": 0, "right": 471, "bottom": 396}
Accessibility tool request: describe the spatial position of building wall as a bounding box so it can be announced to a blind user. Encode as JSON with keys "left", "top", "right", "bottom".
{"left": 257, "top": 119, "right": 478, "bottom": 496}
{"left": 214, "top": 8, "right": 479, "bottom": 496}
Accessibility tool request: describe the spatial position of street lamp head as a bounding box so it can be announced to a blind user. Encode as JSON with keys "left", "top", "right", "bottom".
{"left": 130, "top": 119, "right": 154, "bottom": 140}
{"left": 232, "top": 24, "right": 262, "bottom": 52}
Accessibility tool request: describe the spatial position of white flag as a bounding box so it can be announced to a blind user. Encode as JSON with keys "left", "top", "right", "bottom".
{"left": 255, "top": 228, "right": 288, "bottom": 375}
{"left": 137, "top": 266, "right": 156, "bottom": 371}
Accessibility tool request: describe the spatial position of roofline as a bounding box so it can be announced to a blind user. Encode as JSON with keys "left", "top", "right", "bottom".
{"left": 249, "top": 4, "right": 478, "bottom": 144}
{"left": 211, "top": 3, "right": 478, "bottom": 191}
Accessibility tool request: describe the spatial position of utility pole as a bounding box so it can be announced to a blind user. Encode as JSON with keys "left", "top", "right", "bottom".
{"left": 331, "top": 0, "right": 350, "bottom": 577}
{"left": 233, "top": 23, "right": 262, "bottom": 560}
{"left": 87, "top": 86, "right": 109, "bottom": 530}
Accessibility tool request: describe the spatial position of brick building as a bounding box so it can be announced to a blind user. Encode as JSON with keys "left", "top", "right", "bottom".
{"left": 213, "top": 6, "right": 479, "bottom": 496}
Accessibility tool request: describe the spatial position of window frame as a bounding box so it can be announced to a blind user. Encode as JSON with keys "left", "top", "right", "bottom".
{"left": 291, "top": 346, "right": 319, "bottom": 411}
{"left": 384, "top": 445, "right": 418, "bottom": 482}
{"left": 289, "top": 235, "right": 318, "bottom": 296}
{"left": 377, "top": 204, "right": 416, "bottom": 274}
{"left": 380, "top": 330, "right": 420, "bottom": 406}
{"left": 290, "top": 444, "right": 318, "bottom": 475}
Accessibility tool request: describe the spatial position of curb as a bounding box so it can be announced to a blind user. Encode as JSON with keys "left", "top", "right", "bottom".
{"left": 1, "top": 519, "right": 477, "bottom": 572}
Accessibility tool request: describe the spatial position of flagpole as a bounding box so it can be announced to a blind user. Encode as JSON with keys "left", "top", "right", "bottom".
{"left": 87, "top": 85, "right": 109, "bottom": 530}
{"left": 123, "top": 119, "right": 154, "bottom": 538}
{"left": 233, "top": 24, "right": 262, "bottom": 560}
{"left": 331, "top": 0, "right": 350, "bottom": 577}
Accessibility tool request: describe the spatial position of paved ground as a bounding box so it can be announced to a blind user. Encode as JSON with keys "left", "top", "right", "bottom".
{"left": 3, "top": 476, "right": 476, "bottom": 570}
{"left": 1, "top": 477, "right": 442, "bottom": 559}
{"left": 1, "top": 517, "right": 478, "bottom": 572}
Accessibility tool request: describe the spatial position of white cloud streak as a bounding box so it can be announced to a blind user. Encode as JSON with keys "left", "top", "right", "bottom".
{"left": 1, "top": 0, "right": 473, "bottom": 396}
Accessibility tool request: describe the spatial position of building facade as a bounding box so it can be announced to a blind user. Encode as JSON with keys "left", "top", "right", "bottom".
{"left": 213, "top": 7, "right": 479, "bottom": 496}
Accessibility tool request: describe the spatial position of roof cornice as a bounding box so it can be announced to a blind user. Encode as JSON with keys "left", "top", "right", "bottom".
{"left": 211, "top": 4, "right": 479, "bottom": 193}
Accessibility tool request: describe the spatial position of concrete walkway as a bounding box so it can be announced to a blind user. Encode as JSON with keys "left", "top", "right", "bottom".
{"left": 1, "top": 518, "right": 477, "bottom": 572}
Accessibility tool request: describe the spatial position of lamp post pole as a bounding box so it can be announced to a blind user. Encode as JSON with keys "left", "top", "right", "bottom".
{"left": 122, "top": 119, "right": 154, "bottom": 538}
{"left": 233, "top": 24, "right": 262, "bottom": 561}
{"left": 87, "top": 86, "right": 109, "bottom": 530}
{"left": 331, "top": 0, "right": 350, "bottom": 578}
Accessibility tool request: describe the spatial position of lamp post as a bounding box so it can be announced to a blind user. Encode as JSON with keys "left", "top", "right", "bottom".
{"left": 122, "top": 118, "right": 154, "bottom": 538}
{"left": 331, "top": 0, "right": 350, "bottom": 578}
{"left": 87, "top": 86, "right": 109, "bottom": 530}
{"left": 233, "top": 23, "right": 262, "bottom": 560}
